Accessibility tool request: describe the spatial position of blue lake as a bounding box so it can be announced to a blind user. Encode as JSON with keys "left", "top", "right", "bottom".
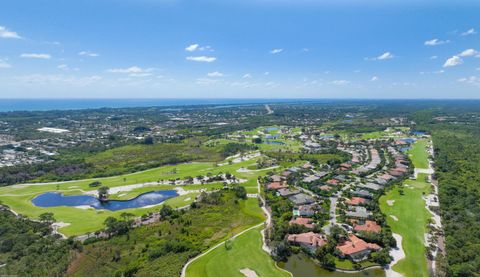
{"left": 264, "top": 140, "right": 285, "bottom": 145}
{"left": 31, "top": 190, "right": 179, "bottom": 211}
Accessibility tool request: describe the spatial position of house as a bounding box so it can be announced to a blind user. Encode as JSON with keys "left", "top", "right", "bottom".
{"left": 289, "top": 217, "right": 314, "bottom": 229}
{"left": 278, "top": 188, "right": 300, "bottom": 197}
{"left": 270, "top": 175, "right": 283, "bottom": 182}
{"left": 302, "top": 162, "right": 314, "bottom": 169}
{"left": 293, "top": 204, "right": 317, "bottom": 217}
{"left": 326, "top": 179, "right": 340, "bottom": 186}
{"left": 337, "top": 234, "right": 381, "bottom": 261}
{"left": 318, "top": 185, "right": 332, "bottom": 191}
{"left": 352, "top": 189, "right": 373, "bottom": 199}
{"left": 346, "top": 206, "right": 371, "bottom": 219}
{"left": 282, "top": 170, "right": 292, "bottom": 177}
{"left": 357, "top": 182, "right": 382, "bottom": 191}
{"left": 354, "top": 220, "right": 381, "bottom": 234}
{"left": 267, "top": 182, "right": 287, "bottom": 190}
{"left": 345, "top": 197, "right": 367, "bottom": 206}
{"left": 289, "top": 193, "right": 315, "bottom": 205}
{"left": 303, "top": 175, "right": 320, "bottom": 183}
{"left": 288, "top": 232, "right": 327, "bottom": 253}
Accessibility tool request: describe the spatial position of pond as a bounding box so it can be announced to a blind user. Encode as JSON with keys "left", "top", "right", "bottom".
{"left": 264, "top": 140, "right": 285, "bottom": 145}
{"left": 278, "top": 254, "right": 386, "bottom": 277}
{"left": 31, "top": 190, "right": 179, "bottom": 211}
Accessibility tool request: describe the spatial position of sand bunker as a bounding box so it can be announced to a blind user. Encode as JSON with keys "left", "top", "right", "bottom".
{"left": 390, "top": 215, "right": 399, "bottom": 221}
{"left": 387, "top": 200, "right": 395, "bottom": 206}
{"left": 240, "top": 268, "right": 259, "bottom": 277}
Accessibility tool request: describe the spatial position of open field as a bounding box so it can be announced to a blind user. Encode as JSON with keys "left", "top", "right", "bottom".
{"left": 380, "top": 138, "right": 432, "bottom": 277}
{"left": 380, "top": 176, "right": 430, "bottom": 277}
{"left": 186, "top": 226, "right": 290, "bottom": 277}
{"left": 68, "top": 194, "right": 265, "bottom": 277}
{"left": 0, "top": 154, "right": 268, "bottom": 236}
{"left": 408, "top": 140, "right": 430, "bottom": 169}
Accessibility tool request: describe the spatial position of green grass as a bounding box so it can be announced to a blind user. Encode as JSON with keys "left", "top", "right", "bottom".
{"left": 69, "top": 192, "right": 266, "bottom": 277}
{"left": 186, "top": 226, "right": 290, "bottom": 277}
{"left": 379, "top": 138, "right": 431, "bottom": 277}
{"left": 380, "top": 175, "right": 431, "bottom": 277}
{"left": 0, "top": 154, "right": 270, "bottom": 236}
{"left": 408, "top": 140, "right": 430, "bottom": 169}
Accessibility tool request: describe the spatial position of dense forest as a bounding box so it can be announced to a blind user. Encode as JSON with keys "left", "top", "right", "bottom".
{"left": 0, "top": 207, "right": 77, "bottom": 276}
{"left": 431, "top": 124, "right": 480, "bottom": 276}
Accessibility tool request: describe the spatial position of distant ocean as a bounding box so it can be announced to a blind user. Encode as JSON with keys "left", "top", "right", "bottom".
{"left": 0, "top": 98, "right": 313, "bottom": 112}
{"left": 0, "top": 99, "right": 299, "bottom": 112}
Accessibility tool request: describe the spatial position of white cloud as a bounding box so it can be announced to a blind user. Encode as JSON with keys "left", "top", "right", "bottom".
{"left": 0, "top": 26, "right": 21, "bottom": 39}
{"left": 302, "top": 48, "right": 309, "bottom": 52}
{"left": 370, "top": 76, "right": 379, "bottom": 82}
{"left": 20, "top": 53, "right": 51, "bottom": 59}
{"left": 424, "top": 39, "right": 450, "bottom": 46}
{"left": 377, "top": 52, "right": 394, "bottom": 60}
{"left": 264, "top": 71, "right": 270, "bottom": 75}
{"left": 185, "top": 44, "right": 213, "bottom": 52}
{"left": 242, "top": 73, "right": 252, "bottom": 79}
{"left": 78, "top": 51, "right": 99, "bottom": 57}
{"left": 270, "top": 48, "right": 283, "bottom": 54}
{"left": 196, "top": 78, "right": 219, "bottom": 85}
{"left": 366, "top": 52, "right": 394, "bottom": 61}
{"left": 459, "top": 48, "right": 479, "bottom": 57}
{"left": 430, "top": 55, "right": 438, "bottom": 60}
{"left": 107, "top": 66, "right": 154, "bottom": 73}
{"left": 0, "top": 59, "right": 11, "bottom": 68}
{"left": 57, "top": 64, "right": 69, "bottom": 70}
{"left": 207, "top": 71, "right": 224, "bottom": 77}
{"left": 443, "top": 55, "right": 463, "bottom": 67}
{"left": 129, "top": 73, "right": 152, "bottom": 77}
{"left": 458, "top": 76, "right": 480, "bottom": 86}
{"left": 185, "top": 44, "right": 199, "bottom": 52}
{"left": 186, "top": 56, "right": 216, "bottom": 62}
{"left": 14, "top": 74, "right": 101, "bottom": 86}
{"left": 331, "top": 80, "right": 350, "bottom": 85}
{"left": 461, "top": 28, "right": 477, "bottom": 36}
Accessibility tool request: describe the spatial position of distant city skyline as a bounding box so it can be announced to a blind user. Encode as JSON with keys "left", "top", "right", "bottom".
{"left": 1, "top": 0, "right": 479, "bottom": 98}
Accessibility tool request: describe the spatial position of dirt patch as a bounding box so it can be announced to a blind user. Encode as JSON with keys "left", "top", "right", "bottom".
{"left": 240, "top": 268, "right": 259, "bottom": 277}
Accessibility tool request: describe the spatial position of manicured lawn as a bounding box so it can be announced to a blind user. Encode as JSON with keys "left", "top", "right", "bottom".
{"left": 0, "top": 154, "right": 272, "bottom": 236}
{"left": 379, "top": 174, "right": 431, "bottom": 277}
{"left": 186, "top": 226, "right": 290, "bottom": 277}
{"left": 408, "top": 140, "right": 430, "bottom": 169}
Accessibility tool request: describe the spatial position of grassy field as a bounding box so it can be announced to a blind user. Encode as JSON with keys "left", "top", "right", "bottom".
{"left": 68, "top": 193, "right": 265, "bottom": 277}
{"left": 186, "top": 226, "right": 290, "bottom": 277}
{"left": 380, "top": 176, "right": 430, "bottom": 277}
{"left": 408, "top": 140, "right": 430, "bottom": 169}
{"left": 379, "top": 139, "right": 431, "bottom": 277}
{"left": 0, "top": 155, "right": 267, "bottom": 236}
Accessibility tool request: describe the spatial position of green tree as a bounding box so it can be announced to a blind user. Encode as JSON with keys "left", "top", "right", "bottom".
{"left": 98, "top": 186, "right": 110, "bottom": 201}
{"left": 39, "top": 212, "right": 55, "bottom": 224}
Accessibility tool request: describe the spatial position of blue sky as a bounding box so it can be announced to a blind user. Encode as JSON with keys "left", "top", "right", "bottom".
{"left": 0, "top": 0, "right": 479, "bottom": 98}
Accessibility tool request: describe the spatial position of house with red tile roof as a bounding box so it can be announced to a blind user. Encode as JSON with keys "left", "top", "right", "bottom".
{"left": 336, "top": 234, "right": 381, "bottom": 261}
{"left": 289, "top": 217, "right": 314, "bottom": 229}
{"left": 353, "top": 220, "right": 381, "bottom": 234}
{"left": 326, "top": 179, "right": 340, "bottom": 185}
{"left": 288, "top": 232, "right": 327, "bottom": 253}
{"left": 345, "top": 197, "right": 367, "bottom": 206}
{"left": 318, "top": 185, "right": 332, "bottom": 191}
{"left": 267, "top": 182, "right": 288, "bottom": 190}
